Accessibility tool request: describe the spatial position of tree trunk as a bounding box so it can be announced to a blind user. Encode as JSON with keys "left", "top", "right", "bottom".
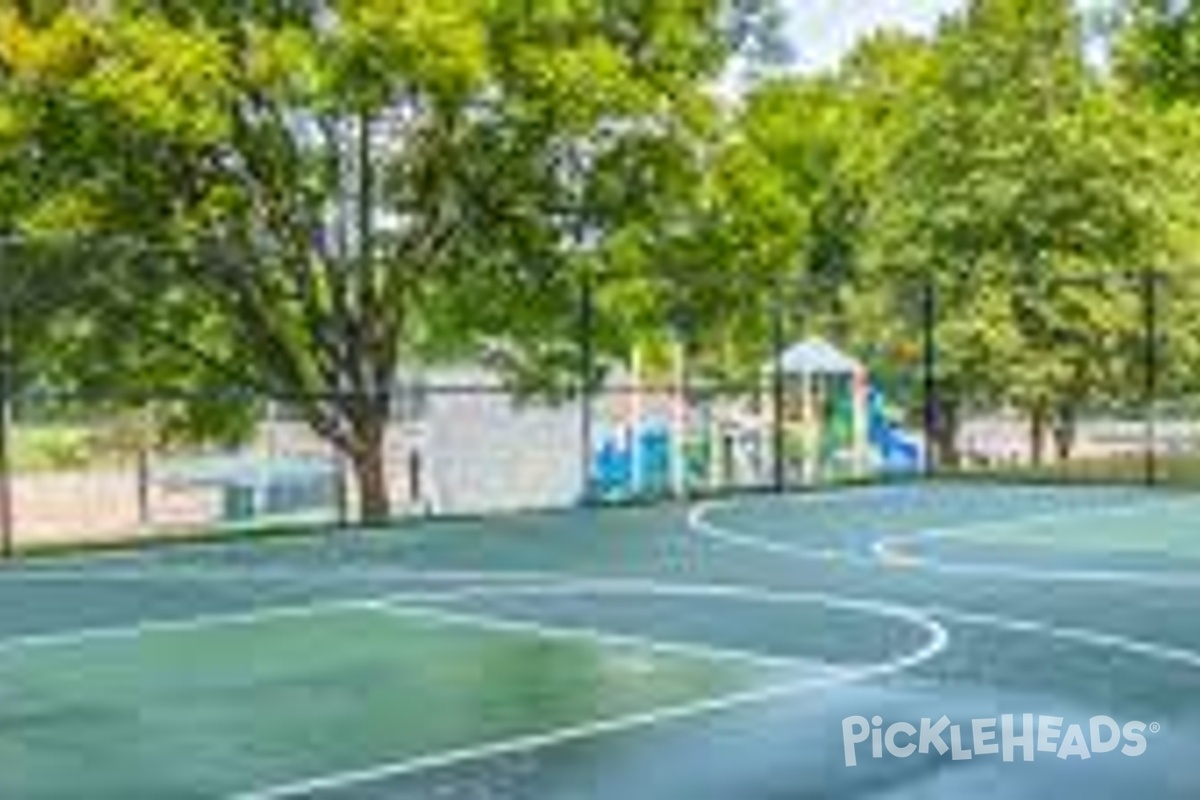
{"left": 1029, "top": 403, "right": 1048, "bottom": 467}
{"left": 933, "top": 400, "right": 961, "bottom": 469}
{"left": 349, "top": 426, "right": 391, "bottom": 525}
{"left": 1053, "top": 405, "right": 1077, "bottom": 462}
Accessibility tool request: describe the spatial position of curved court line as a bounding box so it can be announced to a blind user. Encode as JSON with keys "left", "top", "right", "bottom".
{"left": 10, "top": 562, "right": 1199, "bottom": 675}
{"left": 6, "top": 479, "right": 1115, "bottom": 577}
{"left": 876, "top": 547, "right": 1200, "bottom": 589}
{"left": 5, "top": 555, "right": 1200, "bottom": 798}
{"left": 393, "top": 577, "right": 1200, "bottom": 670}
{"left": 688, "top": 502, "right": 845, "bottom": 563}
{"left": 230, "top": 568, "right": 1200, "bottom": 800}
{"left": 689, "top": 500, "right": 1200, "bottom": 667}
{"left": 873, "top": 491, "right": 1200, "bottom": 569}
{"left": 873, "top": 516, "right": 1200, "bottom": 589}
{"left": 231, "top": 582, "right": 949, "bottom": 800}
{"left": 0, "top": 574, "right": 948, "bottom": 673}
{"left": 691, "top": 498, "right": 1200, "bottom": 589}
{"left": 389, "top": 579, "right": 945, "bottom": 654}
{"left": 927, "top": 605, "right": 1200, "bottom": 669}
{"left": 376, "top": 601, "right": 813, "bottom": 671}
{"left": 2, "top": 491, "right": 1196, "bottom": 798}
{"left": 383, "top": 581, "right": 948, "bottom": 672}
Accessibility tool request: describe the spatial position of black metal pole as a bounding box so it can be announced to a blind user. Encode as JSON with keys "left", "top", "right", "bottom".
{"left": 0, "top": 279, "right": 12, "bottom": 558}
{"left": 136, "top": 445, "right": 151, "bottom": 529}
{"left": 334, "top": 446, "right": 350, "bottom": 528}
{"left": 579, "top": 269, "right": 595, "bottom": 503}
{"left": 771, "top": 277, "right": 787, "bottom": 493}
{"left": 672, "top": 308, "right": 690, "bottom": 500}
{"left": 1142, "top": 269, "right": 1160, "bottom": 487}
{"left": 921, "top": 276, "right": 938, "bottom": 480}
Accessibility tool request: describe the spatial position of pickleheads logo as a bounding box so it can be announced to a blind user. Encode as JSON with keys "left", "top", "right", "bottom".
{"left": 842, "top": 714, "right": 1157, "bottom": 767}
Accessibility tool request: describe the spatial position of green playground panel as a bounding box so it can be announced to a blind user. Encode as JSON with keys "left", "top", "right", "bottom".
{"left": 0, "top": 605, "right": 782, "bottom": 798}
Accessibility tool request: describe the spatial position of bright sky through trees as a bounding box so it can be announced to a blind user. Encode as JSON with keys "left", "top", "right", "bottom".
{"left": 785, "top": 0, "right": 961, "bottom": 72}
{"left": 784, "top": 0, "right": 1114, "bottom": 72}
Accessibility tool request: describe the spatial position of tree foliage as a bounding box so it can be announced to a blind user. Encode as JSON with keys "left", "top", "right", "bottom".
{"left": 3, "top": 0, "right": 1200, "bottom": 511}
{"left": 0, "top": 0, "right": 782, "bottom": 520}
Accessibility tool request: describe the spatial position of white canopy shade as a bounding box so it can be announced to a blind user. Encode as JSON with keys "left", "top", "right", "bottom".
{"left": 770, "top": 337, "right": 863, "bottom": 376}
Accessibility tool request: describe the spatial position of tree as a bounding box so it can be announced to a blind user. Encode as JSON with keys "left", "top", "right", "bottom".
{"left": 1115, "top": 0, "right": 1200, "bottom": 415}
{"left": 0, "top": 0, "right": 782, "bottom": 522}
{"left": 865, "top": 0, "right": 1169, "bottom": 465}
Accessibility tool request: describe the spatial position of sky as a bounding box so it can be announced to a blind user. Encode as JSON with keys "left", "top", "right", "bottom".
{"left": 782, "top": 0, "right": 1114, "bottom": 73}
{"left": 784, "top": 0, "right": 965, "bottom": 73}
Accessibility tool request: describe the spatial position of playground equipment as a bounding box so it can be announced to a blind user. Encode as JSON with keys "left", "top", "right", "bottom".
{"left": 772, "top": 337, "right": 870, "bottom": 483}
{"left": 589, "top": 413, "right": 757, "bottom": 501}
{"left": 868, "top": 387, "right": 923, "bottom": 473}
{"left": 588, "top": 337, "right": 924, "bottom": 498}
{"left": 589, "top": 342, "right": 699, "bottom": 501}
{"left": 773, "top": 338, "right": 924, "bottom": 482}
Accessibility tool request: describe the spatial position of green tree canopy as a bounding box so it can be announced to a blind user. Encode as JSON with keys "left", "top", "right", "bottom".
{"left": 0, "top": 0, "right": 783, "bottom": 520}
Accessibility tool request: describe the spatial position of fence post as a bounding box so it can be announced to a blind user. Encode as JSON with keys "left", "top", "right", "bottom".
{"left": 334, "top": 439, "right": 350, "bottom": 528}
{"left": 921, "top": 276, "right": 938, "bottom": 480}
{"left": 0, "top": 262, "right": 12, "bottom": 558}
{"left": 578, "top": 269, "right": 595, "bottom": 504}
{"left": 1142, "top": 269, "right": 1160, "bottom": 487}
{"left": 770, "top": 276, "right": 787, "bottom": 493}
{"left": 136, "top": 445, "right": 151, "bottom": 529}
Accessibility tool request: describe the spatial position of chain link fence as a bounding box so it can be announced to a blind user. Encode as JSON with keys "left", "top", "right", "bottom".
{"left": 0, "top": 242, "right": 1185, "bottom": 552}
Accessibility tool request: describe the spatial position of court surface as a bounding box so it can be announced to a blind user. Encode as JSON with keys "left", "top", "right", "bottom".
{"left": 2, "top": 481, "right": 1200, "bottom": 798}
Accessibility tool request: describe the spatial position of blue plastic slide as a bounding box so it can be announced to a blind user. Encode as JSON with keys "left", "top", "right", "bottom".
{"left": 868, "top": 388, "right": 923, "bottom": 473}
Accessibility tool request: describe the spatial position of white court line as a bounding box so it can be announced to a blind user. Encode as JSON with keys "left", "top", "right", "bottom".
{"left": 875, "top": 491, "right": 1200, "bottom": 554}
{"left": 9, "top": 568, "right": 1195, "bottom": 675}
{"left": 375, "top": 602, "right": 806, "bottom": 671}
{"left": 232, "top": 571, "right": 1200, "bottom": 800}
{"left": 0, "top": 579, "right": 811, "bottom": 670}
{"left": 0, "top": 575, "right": 942, "bottom": 673}
{"left": 391, "top": 579, "right": 946, "bottom": 634}
{"left": 5, "top": 483, "right": 1175, "bottom": 584}
{"left": 232, "top": 675, "right": 884, "bottom": 800}
{"left": 685, "top": 506, "right": 1200, "bottom": 672}
{"left": 878, "top": 556, "right": 1200, "bottom": 588}
{"left": 0, "top": 574, "right": 942, "bottom": 671}
{"left": 0, "top": 565, "right": 568, "bottom": 584}
{"left": 0, "top": 570, "right": 621, "bottom": 654}
{"left": 394, "top": 578, "right": 1200, "bottom": 670}
{"left": 384, "top": 580, "right": 948, "bottom": 671}
{"left": 2, "top": 558, "right": 1198, "bottom": 797}
{"left": 691, "top": 497, "right": 1200, "bottom": 588}
{"left": 928, "top": 605, "right": 1200, "bottom": 669}
{"left": 0, "top": 487, "right": 1193, "bottom": 800}
{"left": 686, "top": 501, "right": 846, "bottom": 563}
{"left": 0, "top": 597, "right": 387, "bottom": 655}
{"left": 230, "top": 582, "right": 949, "bottom": 800}
{"left": 0, "top": 570, "right": 946, "bottom": 800}
{"left": 872, "top": 494, "right": 1200, "bottom": 586}
{"left": 0, "top": 480, "right": 1080, "bottom": 577}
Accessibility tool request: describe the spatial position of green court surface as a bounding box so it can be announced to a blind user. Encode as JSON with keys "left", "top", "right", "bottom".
{"left": 3, "top": 482, "right": 1200, "bottom": 798}
{"left": 0, "top": 605, "right": 789, "bottom": 798}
